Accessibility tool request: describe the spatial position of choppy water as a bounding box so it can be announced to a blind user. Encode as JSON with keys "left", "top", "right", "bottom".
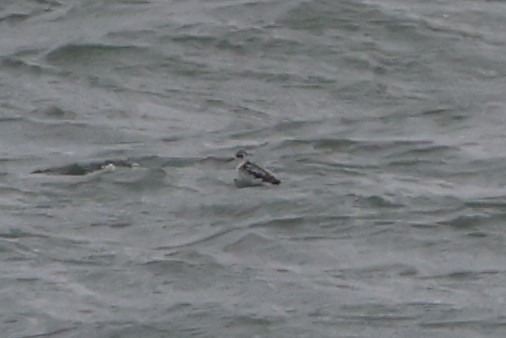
{"left": 2, "top": 0, "right": 506, "bottom": 337}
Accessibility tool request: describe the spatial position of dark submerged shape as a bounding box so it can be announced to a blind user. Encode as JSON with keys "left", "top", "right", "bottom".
{"left": 31, "top": 159, "right": 136, "bottom": 176}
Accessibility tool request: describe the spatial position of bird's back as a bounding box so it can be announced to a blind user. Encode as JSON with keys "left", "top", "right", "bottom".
{"left": 239, "top": 160, "right": 281, "bottom": 185}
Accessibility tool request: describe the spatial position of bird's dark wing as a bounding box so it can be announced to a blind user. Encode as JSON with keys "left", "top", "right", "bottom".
{"left": 242, "top": 161, "right": 281, "bottom": 185}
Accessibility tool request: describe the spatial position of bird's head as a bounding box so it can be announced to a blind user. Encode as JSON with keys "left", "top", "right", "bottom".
{"left": 235, "top": 149, "right": 250, "bottom": 160}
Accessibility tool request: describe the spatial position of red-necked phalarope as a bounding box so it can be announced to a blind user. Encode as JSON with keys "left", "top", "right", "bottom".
{"left": 234, "top": 149, "right": 281, "bottom": 187}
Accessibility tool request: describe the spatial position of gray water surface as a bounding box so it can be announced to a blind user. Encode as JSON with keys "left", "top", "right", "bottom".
{"left": 2, "top": 1, "right": 506, "bottom": 337}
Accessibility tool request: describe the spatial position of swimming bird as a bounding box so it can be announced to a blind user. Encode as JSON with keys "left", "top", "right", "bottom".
{"left": 234, "top": 149, "right": 281, "bottom": 187}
